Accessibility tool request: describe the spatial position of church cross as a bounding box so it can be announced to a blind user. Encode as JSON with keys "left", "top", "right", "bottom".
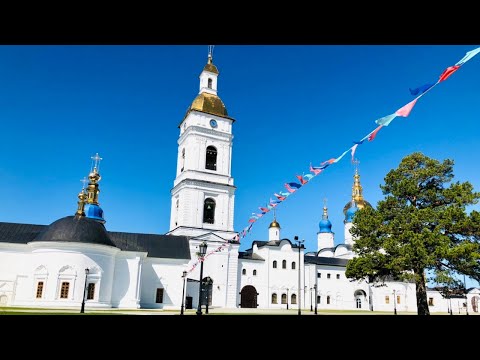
{"left": 91, "top": 153, "right": 103, "bottom": 171}
{"left": 80, "top": 177, "right": 88, "bottom": 190}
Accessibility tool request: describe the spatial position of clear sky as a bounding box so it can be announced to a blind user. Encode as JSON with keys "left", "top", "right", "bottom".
{"left": 0, "top": 45, "right": 479, "bottom": 285}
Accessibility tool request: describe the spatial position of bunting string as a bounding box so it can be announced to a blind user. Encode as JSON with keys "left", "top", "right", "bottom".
{"left": 184, "top": 46, "right": 480, "bottom": 275}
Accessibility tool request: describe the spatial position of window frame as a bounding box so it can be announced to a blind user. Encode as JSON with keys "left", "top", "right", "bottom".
{"left": 156, "top": 288, "right": 164, "bottom": 304}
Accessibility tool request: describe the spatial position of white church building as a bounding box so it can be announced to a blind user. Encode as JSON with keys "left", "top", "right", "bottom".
{"left": 0, "top": 50, "right": 478, "bottom": 314}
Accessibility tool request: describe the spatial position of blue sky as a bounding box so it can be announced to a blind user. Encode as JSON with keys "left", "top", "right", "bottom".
{"left": 0, "top": 45, "right": 479, "bottom": 285}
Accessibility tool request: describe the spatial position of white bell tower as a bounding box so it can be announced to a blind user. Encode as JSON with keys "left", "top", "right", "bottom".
{"left": 169, "top": 47, "right": 237, "bottom": 240}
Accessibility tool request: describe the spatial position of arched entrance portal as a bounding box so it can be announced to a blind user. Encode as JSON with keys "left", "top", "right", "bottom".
{"left": 240, "top": 285, "right": 258, "bottom": 308}
{"left": 354, "top": 289, "right": 367, "bottom": 309}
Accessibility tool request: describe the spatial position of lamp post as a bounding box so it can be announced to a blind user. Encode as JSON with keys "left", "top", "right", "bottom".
{"left": 449, "top": 291, "right": 453, "bottom": 315}
{"left": 80, "top": 268, "right": 89, "bottom": 314}
{"left": 314, "top": 283, "right": 318, "bottom": 315}
{"left": 286, "top": 288, "right": 289, "bottom": 310}
{"left": 294, "top": 236, "right": 304, "bottom": 316}
{"left": 180, "top": 270, "right": 187, "bottom": 315}
{"left": 393, "top": 289, "right": 397, "bottom": 315}
{"left": 204, "top": 278, "right": 212, "bottom": 314}
{"left": 463, "top": 274, "right": 469, "bottom": 315}
{"left": 196, "top": 241, "right": 208, "bottom": 316}
{"left": 310, "top": 287, "right": 313, "bottom": 312}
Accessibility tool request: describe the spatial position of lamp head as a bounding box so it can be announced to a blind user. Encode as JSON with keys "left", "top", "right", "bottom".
{"left": 85, "top": 268, "right": 90, "bottom": 274}
{"left": 199, "top": 241, "right": 208, "bottom": 256}
{"left": 183, "top": 271, "right": 188, "bottom": 277}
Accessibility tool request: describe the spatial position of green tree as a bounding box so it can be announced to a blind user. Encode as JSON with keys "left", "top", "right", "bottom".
{"left": 345, "top": 152, "right": 480, "bottom": 315}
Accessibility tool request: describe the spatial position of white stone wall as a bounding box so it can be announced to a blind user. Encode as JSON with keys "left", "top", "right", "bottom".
{"left": 139, "top": 258, "right": 189, "bottom": 309}
{"left": 186, "top": 239, "right": 239, "bottom": 309}
{"left": 199, "top": 68, "right": 218, "bottom": 95}
{"left": 248, "top": 241, "right": 304, "bottom": 309}
{"left": 317, "top": 232, "right": 334, "bottom": 252}
{"left": 111, "top": 251, "right": 146, "bottom": 308}
{"left": 0, "top": 241, "right": 119, "bottom": 309}
{"left": 344, "top": 222, "right": 354, "bottom": 246}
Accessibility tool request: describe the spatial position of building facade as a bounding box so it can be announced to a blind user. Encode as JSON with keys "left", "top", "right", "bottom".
{"left": 0, "top": 51, "right": 478, "bottom": 314}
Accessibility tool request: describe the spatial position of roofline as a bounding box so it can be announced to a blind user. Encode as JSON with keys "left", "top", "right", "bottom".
{"left": 179, "top": 109, "right": 236, "bottom": 127}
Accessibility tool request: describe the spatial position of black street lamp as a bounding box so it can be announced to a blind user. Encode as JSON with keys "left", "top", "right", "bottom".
{"left": 80, "top": 268, "right": 89, "bottom": 314}
{"left": 310, "top": 287, "right": 313, "bottom": 312}
{"left": 463, "top": 274, "right": 469, "bottom": 315}
{"left": 314, "top": 283, "right": 318, "bottom": 315}
{"left": 196, "top": 241, "right": 208, "bottom": 316}
{"left": 393, "top": 289, "right": 397, "bottom": 315}
{"left": 286, "top": 288, "right": 289, "bottom": 310}
{"left": 294, "top": 236, "right": 304, "bottom": 316}
{"left": 180, "top": 270, "right": 187, "bottom": 315}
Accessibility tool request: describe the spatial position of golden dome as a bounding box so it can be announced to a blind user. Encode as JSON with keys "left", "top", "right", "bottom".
{"left": 88, "top": 170, "right": 101, "bottom": 183}
{"left": 189, "top": 92, "right": 228, "bottom": 117}
{"left": 203, "top": 62, "right": 219, "bottom": 74}
{"left": 203, "top": 54, "right": 219, "bottom": 74}
{"left": 269, "top": 220, "right": 281, "bottom": 229}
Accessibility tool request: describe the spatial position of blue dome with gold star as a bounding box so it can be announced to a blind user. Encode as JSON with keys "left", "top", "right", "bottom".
{"left": 84, "top": 203, "right": 105, "bottom": 223}
{"left": 318, "top": 204, "right": 332, "bottom": 233}
{"left": 319, "top": 218, "right": 332, "bottom": 233}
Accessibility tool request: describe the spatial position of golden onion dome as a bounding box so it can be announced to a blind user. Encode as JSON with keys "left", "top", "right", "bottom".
{"left": 88, "top": 170, "right": 101, "bottom": 183}
{"left": 189, "top": 92, "right": 228, "bottom": 117}
{"left": 269, "top": 220, "right": 281, "bottom": 229}
{"left": 203, "top": 62, "right": 219, "bottom": 74}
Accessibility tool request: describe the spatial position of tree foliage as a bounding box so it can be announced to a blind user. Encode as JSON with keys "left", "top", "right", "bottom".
{"left": 345, "top": 152, "right": 480, "bottom": 315}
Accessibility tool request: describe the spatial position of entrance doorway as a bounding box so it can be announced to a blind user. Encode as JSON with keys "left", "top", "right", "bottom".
{"left": 240, "top": 285, "right": 258, "bottom": 308}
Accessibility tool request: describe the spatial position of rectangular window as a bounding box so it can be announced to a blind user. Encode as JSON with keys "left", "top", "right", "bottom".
{"left": 397, "top": 295, "right": 401, "bottom": 304}
{"left": 317, "top": 273, "right": 321, "bottom": 278}
{"left": 36, "top": 281, "right": 44, "bottom": 299}
{"left": 385, "top": 296, "right": 390, "bottom": 304}
{"left": 317, "top": 295, "right": 321, "bottom": 304}
{"left": 156, "top": 288, "right": 164, "bottom": 304}
{"left": 87, "top": 283, "right": 95, "bottom": 300}
{"left": 60, "top": 282, "right": 70, "bottom": 299}
{"left": 327, "top": 273, "right": 331, "bottom": 279}
{"left": 428, "top": 297, "right": 434, "bottom": 306}
{"left": 336, "top": 274, "right": 340, "bottom": 279}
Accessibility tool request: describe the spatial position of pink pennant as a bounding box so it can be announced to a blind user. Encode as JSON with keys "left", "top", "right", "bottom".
{"left": 368, "top": 125, "right": 383, "bottom": 142}
{"left": 395, "top": 98, "right": 418, "bottom": 117}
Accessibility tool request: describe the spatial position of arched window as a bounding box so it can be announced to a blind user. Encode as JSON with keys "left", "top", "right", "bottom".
{"left": 203, "top": 198, "right": 215, "bottom": 224}
{"left": 282, "top": 260, "right": 287, "bottom": 269}
{"left": 281, "top": 294, "right": 287, "bottom": 304}
{"left": 272, "top": 293, "right": 277, "bottom": 304}
{"left": 253, "top": 270, "right": 257, "bottom": 276}
{"left": 317, "top": 295, "right": 321, "bottom": 304}
{"left": 36, "top": 281, "right": 44, "bottom": 299}
{"left": 273, "top": 260, "right": 277, "bottom": 269}
{"left": 87, "top": 283, "right": 95, "bottom": 300}
{"left": 205, "top": 146, "right": 217, "bottom": 171}
{"left": 242, "top": 269, "right": 246, "bottom": 275}
{"left": 327, "top": 296, "right": 331, "bottom": 305}
{"left": 291, "top": 294, "right": 297, "bottom": 304}
{"left": 291, "top": 261, "right": 296, "bottom": 270}
{"left": 208, "top": 78, "right": 213, "bottom": 89}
